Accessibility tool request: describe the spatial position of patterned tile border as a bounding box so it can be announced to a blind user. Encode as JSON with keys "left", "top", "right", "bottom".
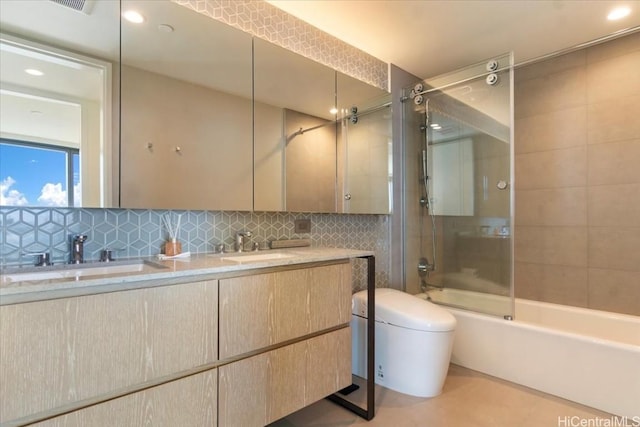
{"left": 172, "top": 0, "right": 388, "bottom": 91}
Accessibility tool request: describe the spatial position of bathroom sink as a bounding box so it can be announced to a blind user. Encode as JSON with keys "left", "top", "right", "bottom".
{"left": 220, "top": 252, "right": 296, "bottom": 263}
{"left": 1, "top": 260, "right": 167, "bottom": 284}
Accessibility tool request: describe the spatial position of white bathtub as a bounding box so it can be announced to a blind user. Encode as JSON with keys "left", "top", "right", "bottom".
{"left": 415, "top": 289, "right": 640, "bottom": 418}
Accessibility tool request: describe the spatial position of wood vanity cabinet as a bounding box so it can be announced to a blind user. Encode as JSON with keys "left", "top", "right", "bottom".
{"left": 218, "top": 262, "right": 353, "bottom": 426}
{"left": 32, "top": 369, "right": 218, "bottom": 427}
{"left": 1, "top": 260, "right": 353, "bottom": 427}
{"left": 219, "top": 263, "right": 352, "bottom": 358}
{"left": 0, "top": 280, "right": 218, "bottom": 424}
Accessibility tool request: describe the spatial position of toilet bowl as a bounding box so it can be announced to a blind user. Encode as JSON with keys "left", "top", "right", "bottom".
{"left": 351, "top": 288, "right": 456, "bottom": 397}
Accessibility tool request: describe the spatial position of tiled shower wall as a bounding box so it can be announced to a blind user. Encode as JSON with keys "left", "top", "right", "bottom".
{"left": 514, "top": 32, "right": 640, "bottom": 316}
{"left": 0, "top": 208, "right": 390, "bottom": 290}
{"left": 0, "top": 0, "right": 392, "bottom": 289}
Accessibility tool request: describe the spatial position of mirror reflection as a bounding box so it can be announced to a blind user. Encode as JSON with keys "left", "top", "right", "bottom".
{"left": 253, "top": 37, "right": 337, "bottom": 212}
{"left": 0, "top": 0, "right": 119, "bottom": 208}
{"left": 119, "top": 0, "right": 253, "bottom": 210}
{"left": 254, "top": 38, "right": 392, "bottom": 214}
{"left": 337, "top": 72, "right": 392, "bottom": 214}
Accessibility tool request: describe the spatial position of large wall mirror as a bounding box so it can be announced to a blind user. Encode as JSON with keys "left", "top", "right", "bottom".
{"left": 119, "top": 0, "right": 253, "bottom": 210}
{"left": 0, "top": 0, "right": 119, "bottom": 208}
{"left": 1, "top": 0, "right": 391, "bottom": 214}
{"left": 337, "top": 73, "right": 392, "bottom": 214}
{"left": 253, "top": 38, "right": 391, "bottom": 214}
{"left": 253, "top": 38, "right": 337, "bottom": 212}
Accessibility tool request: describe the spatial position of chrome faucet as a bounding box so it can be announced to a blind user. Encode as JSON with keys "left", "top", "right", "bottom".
{"left": 70, "top": 234, "right": 88, "bottom": 264}
{"left": 234, "top": 231, "right": 252, "bottom": 252}
{"left": 23, "top": 252, "right": 53, "bottom": 267}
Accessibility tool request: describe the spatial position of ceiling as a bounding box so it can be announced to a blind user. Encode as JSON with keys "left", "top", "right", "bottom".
{"left": 267, "top": 0, "right": 640, "bottom": 80}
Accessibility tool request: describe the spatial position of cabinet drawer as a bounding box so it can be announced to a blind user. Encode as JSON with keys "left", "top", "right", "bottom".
{"left": 219, "top": 263, "right": 351, "bottom": 359}
{"left": 218, "top": 327, "right": 351, "bottom": 427}
{"left": 0, "top": 281, "right": 218, "bottom": 424}
{"left": 33, "top": 369, "right": 217, "bottom": 427}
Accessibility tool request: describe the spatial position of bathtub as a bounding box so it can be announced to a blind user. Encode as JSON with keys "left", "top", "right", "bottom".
{"left": 415, "top": 289, "right": 640, "bottom": 418}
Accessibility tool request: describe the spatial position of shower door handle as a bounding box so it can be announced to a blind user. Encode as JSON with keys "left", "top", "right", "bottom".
{"left": 344, "top": 193, "right": 352, "bottom": 200}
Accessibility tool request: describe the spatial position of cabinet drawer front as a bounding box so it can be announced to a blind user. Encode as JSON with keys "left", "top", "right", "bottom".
{"left": 219, "top": 263, "right": 351, "bottom": 359}
{"left": 0, "top": 281, "right": 218, "bottom": 423}
{"left": 218, "top": 327, "right": 351, "bottom": 427}
{"left": 33, "top": 369, "right": 217, "bottom": 427}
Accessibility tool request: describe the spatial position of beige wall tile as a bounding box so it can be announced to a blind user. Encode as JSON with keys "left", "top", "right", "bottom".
{"left": 515, "top": 262, "right": 588, "bottom": 307}
{"left": 589, "top": 184, "right": 640, "bottom": 227}
{"left": 588, "top": 139, "right": 640, "bottom": 186}
{"left": 515, "top": 50, "right": 585, "bottom": 83}
{"left": 516, "top": 188, "right": 587, "bottom": 227}
{"left": 587, "top": 31, "right": 640, "bottom": 64}
{"left": 587, "top": 51, "right": 640, "bottom": 104}
{"left": 514, "top": 226, "right": 587, "bottom": 267}
{"left": 515, "top": 147, "right": 586, "bottom": 190}
{"left": 588, "top": 268, "right": 640, "bottom": 316}
{"left": 514, "top": 106, "right": 586, "bottom": 154}
{"left": 515, "top": 67, "right": 586, "bottom": 119}
{"left": 587, "top": 94, "right": 640, "bottom": 144}
{"left": 588, "top": 227, "right": 640, "bottom": 271}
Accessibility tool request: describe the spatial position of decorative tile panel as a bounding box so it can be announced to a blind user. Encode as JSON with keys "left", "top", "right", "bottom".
{"left": 172, "top": 0, "right": 388, "bottom": 91}
{"left": 0, "top": 208, "right": 390, "bottom": 290}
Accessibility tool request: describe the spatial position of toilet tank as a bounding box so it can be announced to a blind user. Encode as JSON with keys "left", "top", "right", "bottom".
{"left": 351, "top": 288, "right": 456, "bottom": 397}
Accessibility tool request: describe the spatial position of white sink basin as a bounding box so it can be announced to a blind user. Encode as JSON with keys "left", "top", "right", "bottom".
{"left": 1, "top": 260, "right": 166, "bottom": 284}
{"left": 221, "top": 252, "right": 296, "bottom": 263}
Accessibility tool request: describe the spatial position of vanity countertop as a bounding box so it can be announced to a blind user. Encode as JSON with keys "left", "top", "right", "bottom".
{"left": 0, "top": 247, "right": 374, "bottom": 305}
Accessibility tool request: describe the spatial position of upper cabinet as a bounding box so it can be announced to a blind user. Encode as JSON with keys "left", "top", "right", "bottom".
{"left": 119, "top": 1, "right": 253, "bottom": 210}
{"left": 0, "top": 0, "right": 390, "bottom": 213}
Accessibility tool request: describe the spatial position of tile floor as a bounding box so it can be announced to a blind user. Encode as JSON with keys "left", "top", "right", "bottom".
{"left": 270, "top": 364, "right": 621, "bottom": 427}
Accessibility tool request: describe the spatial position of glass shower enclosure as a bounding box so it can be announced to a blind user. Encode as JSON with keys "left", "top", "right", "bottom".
{"left": 402, "top": 53, "right": 514, "bottom": 318}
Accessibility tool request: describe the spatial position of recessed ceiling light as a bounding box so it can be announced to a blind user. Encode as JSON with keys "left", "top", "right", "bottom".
{"left": 329, "top": 107, "right": 338, "bottom": 115}
{"left": 158, "top": 24, "right": 174, "bottom": 33}
{"left": 607, "top": 7, "right": 631, "bottom": 21}
{"left": 25, "top": 68, "right": 44, "bottom": 76}
{"left": 123, "top": 10, "right": 145, "bottom": 24}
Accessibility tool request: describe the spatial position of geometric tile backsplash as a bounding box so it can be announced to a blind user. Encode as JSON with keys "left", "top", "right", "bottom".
{"left": 0, "top": 208, "right": 390, "bottom": 290}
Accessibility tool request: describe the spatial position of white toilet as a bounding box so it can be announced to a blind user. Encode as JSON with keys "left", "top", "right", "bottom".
{"left": 351, "top": 288, "right": 456, "bottom": 397}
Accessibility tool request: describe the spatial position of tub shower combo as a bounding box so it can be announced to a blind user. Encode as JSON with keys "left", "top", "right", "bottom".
{"left": 401, "top": 53, "right": 639, "bottom": 418}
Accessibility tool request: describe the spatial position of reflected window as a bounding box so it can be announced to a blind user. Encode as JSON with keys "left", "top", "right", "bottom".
{"left": 0, "top": 139, "right": 79, "bottom": 207}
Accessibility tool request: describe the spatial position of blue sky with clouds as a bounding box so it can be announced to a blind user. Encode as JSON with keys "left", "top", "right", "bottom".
{"left": 0, "top": 142, "right": 78, "bottom": 206}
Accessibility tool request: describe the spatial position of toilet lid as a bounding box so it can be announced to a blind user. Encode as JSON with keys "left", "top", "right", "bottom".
{"left": 353, "top": 288, "right": 456, "bottom": 332}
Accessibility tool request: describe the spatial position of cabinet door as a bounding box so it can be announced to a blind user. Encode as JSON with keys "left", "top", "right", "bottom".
{"left": 0, "top": 281, "right": 218, "bottom": 424}
{"left": 304, "top": 327, "right": 352, "bottom": 405}
{"left": 219, "top": 263, "right": 351, "bottom": 359}
{"left": 218, "top": 352, "right": 269, "bottom": 427}
{"left": 218, "top": 327, "right": 351, "bottom": 427}
{"left": 33, "top": 369, "right": 217, "bottom": 427}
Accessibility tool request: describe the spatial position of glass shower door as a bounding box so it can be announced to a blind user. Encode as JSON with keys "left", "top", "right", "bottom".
{"left": 403, "top": 53, "right": 514, "bottom": 318}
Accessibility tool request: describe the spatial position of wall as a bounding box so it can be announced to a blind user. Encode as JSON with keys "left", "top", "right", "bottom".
{"left": 514, "top": 32, "right": 640, "bottom": 316}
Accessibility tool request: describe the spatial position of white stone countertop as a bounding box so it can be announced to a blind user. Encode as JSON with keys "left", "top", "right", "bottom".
{"left": 0, "top": 247, "right": 374, "bottom": 305}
